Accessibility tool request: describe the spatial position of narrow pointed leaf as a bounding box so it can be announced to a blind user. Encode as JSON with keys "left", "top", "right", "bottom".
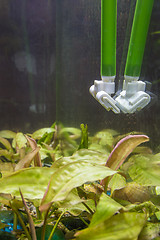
{"left": 106, "top": 135, "right": 149, "bottom": 170}
{"left": 25, "top": 135, "right": 42, "bottom": 167}
{"left": 0, "top": 167, "right": 56, "bottom": 200}
{"left": 41, "top": 161, "right": 116, "bottom": 208}
{"left": 20, "top": 189, "right": 37, "bottom": 240}
{"left": 78, "top": 124, "right": 88, "bottom": 149}
{"left": 101, "top": 135, "right": 149, "bottom": 187}
{"left": 15, "top": 147, "right": 40, "bottom": 170}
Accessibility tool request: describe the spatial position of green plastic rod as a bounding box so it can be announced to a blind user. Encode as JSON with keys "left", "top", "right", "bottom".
{"left": 124, "top": 0, "right": 154, "bottom": 78}
{"left": 101, "top": 0, "right": 117, "bottom": 78}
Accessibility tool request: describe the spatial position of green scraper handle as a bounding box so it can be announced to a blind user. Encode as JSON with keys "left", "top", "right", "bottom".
{"left": 124, "top": 0, "right": 154, "bottom": 78}
{"left": 101, "top": 0, "right": 117, "bottom": 78}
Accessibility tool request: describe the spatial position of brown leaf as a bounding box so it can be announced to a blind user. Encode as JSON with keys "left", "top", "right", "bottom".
{"left": 25, "top": 135, "right": 42, "bottom": 167}
{"left": 15, "top": 147, "right": 40, "bottom": 171}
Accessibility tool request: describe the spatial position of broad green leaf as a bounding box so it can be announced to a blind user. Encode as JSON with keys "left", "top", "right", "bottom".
{"left": 0, "top": 130, "right": 16, "bottom": 139}
{"left": 72, "top": 149, "right": 109, "bottom": 162}
{"left": 128, "top": 155, "right": 160, "bottom": 186}
{"left": 0, "top": 136, "right": 12, "bottom": 150}
{"left": 52, "top": 149, "right": 108, "bottom": 168}
{"left": 0, "top": 167, "right": 56, "bottom": 200}
{"left": 59, "top": 127, "right": 81, "bottom": 139}
{"left": 90, "top": 193, "right": 124, "bottom": 227}
{"left": 41, "top": 161, "right": 116, "bottom": 207}
{"left": 94, "top": 130, "right": 115, "bottom": 148}
{"left": 16, "top": 132, "right": 27, "bottom": 149}
{"left": 108, "top": 173, "right": 126, "bottom": 195}
{"left": 106, "top": 135, "right": 149, "bottom": 170}
{"left": 75, "top": 212, "right": 146, "bottom": 240}
{"left": 32, "top": 128, "right": 55, "bottom": 140}
{"left": 88, "top": 143, "right": 110, "bottom": 154}
{"left": 15, "top": 147, "right": 40, "bottom": 170}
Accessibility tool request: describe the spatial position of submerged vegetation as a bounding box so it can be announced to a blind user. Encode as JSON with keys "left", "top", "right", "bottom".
{"left": 0, "top": 123, "right": 160, "bottom": 239}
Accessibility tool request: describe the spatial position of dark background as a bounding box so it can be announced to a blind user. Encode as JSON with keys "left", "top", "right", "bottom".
{"left": 0, "top": 0, "right": 160, "bottom": 149}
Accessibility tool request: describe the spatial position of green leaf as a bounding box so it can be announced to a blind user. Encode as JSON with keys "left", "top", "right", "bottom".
{"left": 127, "top": 201, "right": 159, "bottom": 217}
{"left": 108, "top": 173, "right": 126, "bottom": 195}
{"left": 138, "top": 222, "right": 160, "bottom": 240}
{"left": 75, "top": 212, "right": 146, "bottom": 240}
{"left": 40, "top": 161, "right": 116, "bottom": 208}
{"left": 94, "top": 130, "right": 115, "bottom": 148}
{"left": 0, "top": 136, "right": 12, "bottom": 150}
{"left": 0, "top": 161, "right": 15, "bottom": 176}
{"left": 78, "top": 124, "right": 88, "bottom": 149}
{"left": 89, "top": 193, "right": 124, "bottom": 227}
{"left": 58, "top": 189, "right": 95, "bottom": 216}
{"left": 128, "top": 155, "right": 160, "bottom": 186}
{"left": 0, "top": 167, "right": 56, "bottom": 200}
{"left": 32, "top": 128, "right": 55, "bottom": 140}
{"left": 0, "top": 149, "right": 13, "bottom": 160}
{"left": 0, "top": 130, "right": 16, "bottom": 139}
{"left": 15, "top": 133, "right": 27, "bottom": 149}
{"left": 59, "top": 127, "right": 81, "bottom": 139}
{"left": 52, "top": 149, "right": 108, "bottom": 168}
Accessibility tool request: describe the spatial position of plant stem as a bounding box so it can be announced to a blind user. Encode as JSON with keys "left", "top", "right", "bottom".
{"left": 78, "top": 215, "right": 89, "bottom": 227}
{"left": 11, "top": 205, "right": 32, "bottom": 240}
{"left": 13, "top": 212, "right": 18, "bottom": 231}
{"left": 36, "top": 207, "right": 42, "bottom": 219}
{"left": 48, "top": 211, "right": 65, "bottom": 240}
{"left": 41, "top": 207, "right": 50, "bottom": 240}
{"left": 82, "top": 202, "right": 94, "bottom": 215}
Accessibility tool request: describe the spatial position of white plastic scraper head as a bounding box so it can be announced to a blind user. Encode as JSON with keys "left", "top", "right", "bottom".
{"left": 89, "top": 77, "right": 151, "bottom": 114}
{"left": 89, "top": 78, "right": 120, "bottom": 114}
{"left": 115, "top": 90, "right": 151, "bottom": 114}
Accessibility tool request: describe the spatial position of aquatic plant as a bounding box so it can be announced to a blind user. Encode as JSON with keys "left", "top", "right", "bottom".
{"left": 0, "top": 123, "right": 160, "bottom": 239}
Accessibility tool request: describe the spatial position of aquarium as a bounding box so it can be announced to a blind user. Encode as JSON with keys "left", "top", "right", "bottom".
{"left": 0, "top": 0, "right": 160, "bottom": 239}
